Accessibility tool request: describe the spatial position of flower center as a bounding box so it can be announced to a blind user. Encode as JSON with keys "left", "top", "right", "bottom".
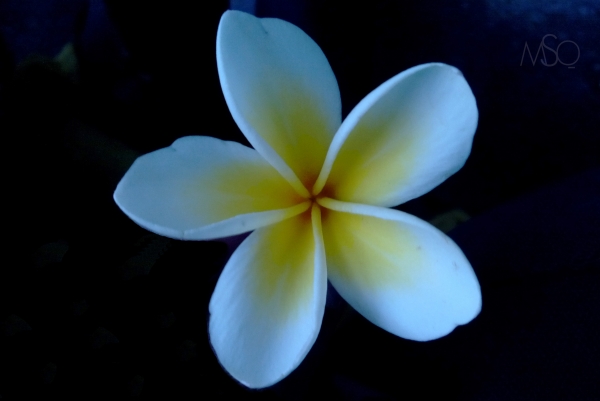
{"left": 297, "top": 175, "right": 334, "bottom": 216}
{"left": 306, "top": 183, "right": 329, "bottom": 204}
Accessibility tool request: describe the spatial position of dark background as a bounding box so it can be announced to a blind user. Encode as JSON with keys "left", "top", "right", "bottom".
{"left": 0, "top": 0, "right": 598, "bottom": 399}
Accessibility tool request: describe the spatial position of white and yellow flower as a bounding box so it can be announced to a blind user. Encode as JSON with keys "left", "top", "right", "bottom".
{"left": 114, "top": 10, "right": 481, "bottom": 388}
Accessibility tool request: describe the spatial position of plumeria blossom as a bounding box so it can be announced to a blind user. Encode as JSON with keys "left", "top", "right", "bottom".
{"left": 114, "top": 10, "right": 481, "bottom": 388}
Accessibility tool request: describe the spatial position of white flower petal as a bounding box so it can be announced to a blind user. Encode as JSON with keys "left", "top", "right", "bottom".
{"left": 217, "top": 10, "right": 341, "bottom": 194}
{"left": 114, "top": 136, "right": 306, "bottom": 240}
{"left": 314, "top": 63, "right": 478, "bottom": 206}
{"left": 209, "top": 206, "right": 327, "bottom": 388}
{"left": 318, "top": 197, "right": 481, "bottom": 341}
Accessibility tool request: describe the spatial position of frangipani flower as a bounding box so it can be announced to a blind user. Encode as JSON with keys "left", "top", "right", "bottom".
{"left": 114, "top": 10, "right": 481, "bottom": 388}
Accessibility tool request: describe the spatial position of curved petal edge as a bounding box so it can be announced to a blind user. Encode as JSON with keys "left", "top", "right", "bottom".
{"left": 114, "top": 136, "right": 304, "bottom": 240}
{"left": 218, "top": 10, "right": 342, "bottom": 194}
{"left": 208, "top": 208, "right": 327, "bottom": 388}
{"left": 319, "top": 197, "right": 481, "bottom": 341}
{"left": 315, "top": 63, "right": 478, "bottom": 207}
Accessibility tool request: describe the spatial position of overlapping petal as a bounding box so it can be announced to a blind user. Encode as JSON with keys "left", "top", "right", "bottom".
{"left": 318, "top": 198, "right": 481, "bottom": 341}
{"left": 114, "top": 136, "right": 307, "bottom": 240}
{"left": 217, "top": 10, "right": 342, "bottom": 194}
{"left": 209, "top": 205, "right": 327, "bottom": 388}
{"left": 314, "top": 63, "right": 478, "bottom": 206}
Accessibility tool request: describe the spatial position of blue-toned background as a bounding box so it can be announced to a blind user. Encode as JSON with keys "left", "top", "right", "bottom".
{"left": 1, "top": 0, "right": 598, "bottom": 399}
